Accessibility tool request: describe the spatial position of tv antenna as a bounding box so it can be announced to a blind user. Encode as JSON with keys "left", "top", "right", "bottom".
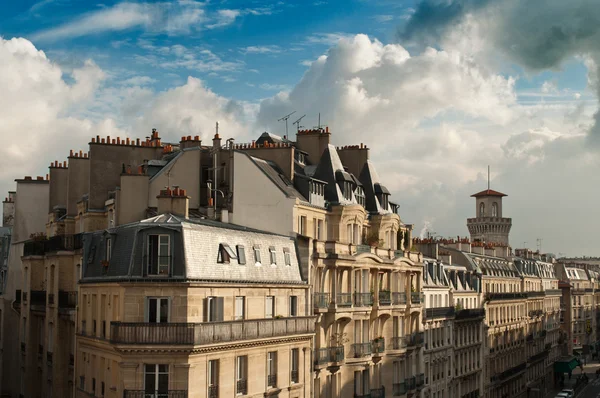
{"left": 536, "top": 238, "right": 543, "bottom": 253}
{"left": 293, "top": 114, "right": 306, "bottom": 133}
{"left": 278, "top": 111, "right": 296, "bottom": 136}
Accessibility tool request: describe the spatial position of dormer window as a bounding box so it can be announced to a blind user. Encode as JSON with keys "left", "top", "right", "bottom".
{"left": 343, "top": 182, "right": 353, "bottom": 201}
{"left": 284, "top": 248, "right": 291, "bottom": 266}
{"left": 355, "top": 186, "right": 365, "bottom": 207}
{"left": 147, "top": 235, "right": 170, "bottom": 276}
{"left": 218, "top": 243, "right": 236, "bottom": 264}
{"left": 105, "top": 238, "right": 111, "bottom": 262}
{"left": 269, "top": 246, "right": 277, "bottom": 265}
{"left": 253, "top": 246, "right": 262, "bottom": 265}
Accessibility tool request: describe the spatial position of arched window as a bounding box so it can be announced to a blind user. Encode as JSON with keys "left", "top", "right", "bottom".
{"left": 479, "top": 203, "right": 485, "bottom": 217}
{"left": 492, "top": 202, "right": 498, "bottom": 217}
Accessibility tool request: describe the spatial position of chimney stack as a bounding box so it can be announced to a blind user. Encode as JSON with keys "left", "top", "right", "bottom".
{"left": 156, "top": 187, "right": 189, "bottom": 218}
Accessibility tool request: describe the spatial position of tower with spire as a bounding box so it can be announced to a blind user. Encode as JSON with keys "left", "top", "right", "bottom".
{"left": 466, "top": 167, "right": 512, "bottom": 246}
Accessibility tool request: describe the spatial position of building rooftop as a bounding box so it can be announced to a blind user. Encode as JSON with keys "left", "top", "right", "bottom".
{"left": 470, "top": 189, "right": 507, "bottom": 197}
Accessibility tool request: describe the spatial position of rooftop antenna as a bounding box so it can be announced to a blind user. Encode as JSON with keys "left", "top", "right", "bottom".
{"left": 293, "top": 114, "right": 306, "bottom": 133}
{"left": 487, "top": 165, "right": 490, "bottom": 190}
{"left": 318, "top": 112, "right": 321, "bottom": 129}
{"left": 278, "top": 111, "right": 296, "bottom": 136}
{"left": 537, "top": 238, "right": 543, "bottom": 253}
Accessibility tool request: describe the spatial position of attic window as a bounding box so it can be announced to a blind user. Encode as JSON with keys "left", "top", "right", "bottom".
{"left": 253, "top": 246, "right": 262, "bottom": 265}
{"left": 355, "top": 186, "right": 365, "bottom": 206}
{"left": 284, "top": 248, "right": 291, "bottom": 266}
{"left": 217, "top": 243, "right": 237, "bottom": 264}
{"left": 237, "top": 245, "right": 246, "bottom": 265}
{"left": 343, "top": 182, "right": 353, "bottom": 201}
{"left": 269, "top": 246, "right": 277, "bottom": 265}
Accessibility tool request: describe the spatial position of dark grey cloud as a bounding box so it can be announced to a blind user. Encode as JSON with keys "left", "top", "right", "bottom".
{"left": 401, "top": 0, "right": 600, "bottom": 144}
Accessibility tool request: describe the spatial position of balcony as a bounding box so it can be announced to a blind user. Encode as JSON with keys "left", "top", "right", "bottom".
{"left": 393, "top": 382, "right": 407, "bottom": 396}
{"left": 455, "top": 308, "right": 485, "bottom": 320}
{"left": 378, "top": 291, "right": 391, "bottom": 306}
{"left": 491, "top": 362, "right": 526, "bottom": 383}
{"left": 371, "top": 387, "right": 385, "bottom": 398}
{"left": 527, "top": 291, "right": 546, "bottom": 298}
{"left": 485, "top": 292, "right": 527, "bottom": 301}
{"left": 48, "top": 293, "right": 54, "bottom": 305}
{"left": 208, "top": 386, "right": 218, "bottom": 398}
{"left": 407, "top": 332, "right": 424, "bottom": 347}
{"left": 416, "top": 373, "right": 425, "bottom": 388}
{"left": 23, "top": 234, "right": 83, "bottom": 256}
{"left": 354, "top": 293, "right": 374, "bottom": 307}
{"left": 336, "top": 293, "right": 352, "bottom": 307}
{"left": 546, "top": 289, "right": 562, "bottom": 296}
{"left": 528, "top": 350, "right": 549, "bottom": 363}
{"left": 30, "top": 290, "right": 47, "bottom": 307}
{"left": 529, "top": 309, "right": 543, "bottom": 318}
{"left": 392, "top": 292, "right": 407, "bottom": 305}
{"left": 110, "top": 316, "right": 315, "bottom": 345}
{"left": 236, "top": 379, "right": 247, "bottom": 395}
{"left": 425, "top": 306, "right": 455, "bottom": 319}
{"left": 314, "top": 293, "right": 330, "bottom": 309}
{"left": 351, "top": 342, "right": 372, "bottom": 358}
{"left": 372, "top": 338, "right": 385, "bottom": 354}
{"left": 406, "top": 376, "right": 416, "bottom": 391}
{"left": 545, "top": 342, "right": 552, "bottom": 351}
{"left": 315, "top": 346, "right": 344, "bottom": 364}
{"left": 291, "top": 370, "right": 299, "bottom": 383}
{"left": 267, "top": 374, "right": 277, "bottom": 388}
{"left": 390, "top": 336, "right": 407, "bottom": 350}
{"left": 410, "top": 292, "right": 422, "bottom": 304}
{"left": 123, "top": 391, "right": 188, "bottom": 398}
{"left": 58, "top": 291, "right": 77, "bottom": 309}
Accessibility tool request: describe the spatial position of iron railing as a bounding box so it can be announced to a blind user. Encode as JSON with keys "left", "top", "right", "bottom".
{"left": 391, "top": 336, "right": 407, "bottom": 350}
{"left": 314, "top": 293, "right": 330, "bottom": 308}
{"left": 406, "top": 376, "right": 416, "bottom": 391}
{"left": 410, "top": 293, "right": 422, "bottom": 304}
{"left": 425, "top": 306, "right": 455, "bottom": 319}
{"left": 491, "top": 362, "right": 526, "bottom": 383}
{"left": 393, "top": 382, "right": 407, "bottom": 395}
{"left": 123, "top": 391, "right": 188, "bottom": 398}
{"left": 392, "top": 292, "right": 407, "bottom": 305}
{"left": 47, "top": 351, "right": 53, "bottom": 364}
{"left": 354, "top": 293, "right": 374, "bottom": 307}
{"left": 371, "top": 387, "right": 385, "bottom": 398}
{"left": 485, "top": 292, "right": 527, "bottom": 301}
{"left": 236, "top": 379, "right": 247, "bottom": 395}
{"left": 455, "top": 308, "right": 485, "bottom": 320}
{"left": 416, "top": 373, "right": 425, "bottom": 387}
{"left": 23, "top": 234, "right": 83, "bottom": 256}
{"left": 291, "top": 370, "right": 299, "bottom": 383}
{"left": 110, "top": 316, "right": 315, "bottom": 345}
{"left": 352, "top": 342, "right": 372, "bottom": 358}
{"left": 30, "top": 290, "right": 46, "bottom": 306}
{"left": 372, "top": 338, "right": 385, "bottom": 353}
{"left": 267, "top": 374, "right": 277, "bottom": 388}
{"left": 58, "top": 291, "right": 77, "bottom": 308}
{"left": 336, "top": 293, "right": 352, "bottom": 307}
{"left": 208, "top": 385, "right": 218, "bottom": 398}
{"left": 144, "top": 255, "right": 172, "bottom": 276}
{"left": 378, "top": 291, "right": 391, "bottom": 305}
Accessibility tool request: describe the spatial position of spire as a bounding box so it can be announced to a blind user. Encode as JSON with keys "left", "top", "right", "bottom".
{"left": 488, "top": 165, "right": 490, "bottom": 190}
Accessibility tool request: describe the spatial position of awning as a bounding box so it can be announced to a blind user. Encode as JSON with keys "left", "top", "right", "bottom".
{"left": 554, "top": 357, "right": 581, "bottom": 373}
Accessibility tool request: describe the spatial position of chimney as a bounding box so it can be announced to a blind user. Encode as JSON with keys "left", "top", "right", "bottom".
{"left": 180, "top": 135, "right": 202, "bottom": 150}
{"left": 295, "top": 127, "right": 331, "bottom": 164}
{"left": 213, "top": 132, "right": 222, "bottom": 150}
{"left": 156, "top": 187, "right": 189, "bottom": 218}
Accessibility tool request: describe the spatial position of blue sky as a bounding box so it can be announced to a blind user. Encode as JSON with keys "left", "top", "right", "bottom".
{"left": 1, "top": 0, "right": 600, "bottom": 256}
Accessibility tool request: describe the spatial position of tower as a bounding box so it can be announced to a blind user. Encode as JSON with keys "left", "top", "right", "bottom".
{"left": 466, "top": 187, "right": 512, "bottom": 246}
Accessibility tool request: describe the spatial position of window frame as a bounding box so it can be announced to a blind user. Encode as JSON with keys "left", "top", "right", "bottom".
{"left": 289, "top": 295, "right": 298, "bottom": 317}
{"left": 284, "top": 248, "right": 291, "bottom": 266}
{"left": 105, "top": 237, "right": 111, "bottom": 262}
{"left": 265, "top": 296, "right": 275, "bottom": 318}
{"left": 146, "top": 234, "right": 171, "bottom": 276}
{"left": 253, "top": 246, "right": 262, "bottom": 265}
{"left": 236, "top": 245, "right": 246, "bottom": 265}
{"left": 235, "top": 296, "right": 245, "bottom": 321}
{"left": 146, "top": 297, "right": 170, "bottom": 323}
{"left": 144, "top": 364, "right": 169, "bottom": 396}
{"left": 269, "top": 246, "right": 277, "bottom": 266}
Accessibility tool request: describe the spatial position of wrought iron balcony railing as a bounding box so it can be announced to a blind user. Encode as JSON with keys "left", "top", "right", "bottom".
{"left": 58, "top": 291, "right": 77, "bottom": 309}
{"left": 336, "top": 293, "right": 352, "bottom": 307}
{"left": 392, "top": 292, "right": 407, "bottom": 305}
{"left": 236, "top": 379, "right": 247, "bottom": 395}
{"left": 455, "top": 308, "right": 485, "bottom": 320}
{"left": 314, "top": 293, "right": 330, "bottom": 308}
{"left": 208, "top": 385, "right": 218, "bottom": 398}
{"left": 425, "top": 306, "right": 455, "bottom": 319}
{"left": 411, "top": 292, "right": 422, "bottom": 304}
{"left": 393, "top": 382, "right": 407, "bottom": 396}
{"left": 314, "top": 346, "right": 345, "bottom": 364}
{"left": 110, "top": 316, "right": 315, "bottom": 345}
{"left": 371, "top": 387, "right": 385, "bottom": 398}
{"left": 378, "top": 291, "right": 391, "bottom": 305}
{"left": 267, "top": 374, "right": 277, "bottom": 388}
{"left": 352, "top": 342, "right": 372, "bottom": 358}
{"left": 123, "top": 390, "right": 188, "bottom": 398}
{"left": 391, "top": 336, "right": 407, "bottom": 350}
{"left": 354, "top": 293, "right": 374, "bottom": 307}
{"left": 372, "top": 338, "right": 385, "bottom": 354}
{"left": 23, "top": 234, "right": 83, "bottom": 256}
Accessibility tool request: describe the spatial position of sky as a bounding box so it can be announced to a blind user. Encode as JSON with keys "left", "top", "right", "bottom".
{"left": 1, "top": 0, "right": 599, "bottom": 256}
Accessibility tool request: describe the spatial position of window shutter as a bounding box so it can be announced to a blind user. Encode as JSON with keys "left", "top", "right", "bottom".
{"left": 203, "top": 298, "right": 208, "bottom": 322}
{"left": 216, "top": 297, "right": 224, "bottom": 321}
{"left": 237, "top": 246, "right": 246, "bottom": 265}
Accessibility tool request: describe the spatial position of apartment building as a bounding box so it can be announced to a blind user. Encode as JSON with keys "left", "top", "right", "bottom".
{"left": 76, "top": 204, "right": 314, "bottom": 398}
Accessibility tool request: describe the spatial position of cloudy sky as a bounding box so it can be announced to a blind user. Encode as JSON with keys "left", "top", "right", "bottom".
{"left": 1, "top": 0, "right": 599, "bottom": 256}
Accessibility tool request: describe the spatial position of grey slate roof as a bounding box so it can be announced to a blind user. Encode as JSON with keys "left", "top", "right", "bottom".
{"left": 247, "top": 154, "right": 306, "bottom": 200}
{"left": 359, "top": 160, "right": 391, "bottom": 214}
{"left": 81, "top": 214, "right": 306, "bottom": 285}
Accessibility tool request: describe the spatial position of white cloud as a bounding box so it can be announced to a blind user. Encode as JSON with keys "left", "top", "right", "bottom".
{"left": 206, "top": 9, "right": 240, "bottom": 29}
{"left": 373, "top": 15, "right": 393, "bottom": 23}
{"left": 241, "top": 45, "right": 281, "bottom": 54}
{"left": 259, "top": 83, "right": 290, "bottom": 91}
{"left": 305, "top": 32, "right": 354, "bottom": 46}
{"left": 121, "top": 76, "right": 157, "bottom": 86}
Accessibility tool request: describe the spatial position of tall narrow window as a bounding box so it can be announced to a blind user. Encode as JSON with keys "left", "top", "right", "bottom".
{"left": 265, "top": 296, "right": 275, "bottom": 318}
{"left": 492, "top": 202, "right": 498, "bottom": 217}
{"left": 144, "top": 364, "right": 168, "bottom": 397}
{"left": 289, "top": 296, "right": 298, "bottom": 317}
{"left": 206, "top": 297, "right": 224, "bottom": 322}
{"left": 208, "top": 360, "right": 219, "bottom": 398}
{"left": 253, "top": 246, "right": 261, "bottom": 265}
{"left": 267, "top": 351, "right": 277, "bottom": 388}
{"left": 317, "top": 220, "right": 324, "bottom": 240}
{"left": 147, "top": 235, "right": 170, "bottom": 275}
{"left": 105, "top": 238, "right": 111, "bottom": 262}
{"left": 291, "top": 349, "right": 299, "bottom": 383}
{"left": 235, "top": 296, "right": 245, "bottom": 321}
{"left": 299, "top": 216, "right": 307, "bottom": 235}
{"left": 479, "top": 202, "right": 485, "bottom": 217}
{"left": 47, "top": 323, "right": 54, "bottom": 353}
{"left": 147, "top": 298, "right": 169, "bottom": 323}
{"left": 236, "top": 245, "right": 246, "bottom": 265}
{"left": 269, "top": 247, "right": 277, "bottom": 265}
{"left": 284, "top": 248, "right": 291, "bottom": 266}
{"left": 236, "top": 356, "right": 247, "bottom": 395}
{"left": 217, "top": 243, "right": 236, "bottom": 264}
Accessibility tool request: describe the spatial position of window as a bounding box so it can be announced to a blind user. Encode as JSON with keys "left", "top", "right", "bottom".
{"left": 92, "top": 378, "right": 96, "bottom": 394}
{"left": 289, "top": 296, "right": 298, "bottom": 317}
{"left": 147, "top": 235, "right": 170, "bottom": 275}
{"left": 269, "top": 246, "right": 277, "bottom": 265}
{"left": 48, "top": 323, "right": 54, "bottom": 353}
{"left": 79, "top": 376, "right": 85, "bottom": 390}
{"left": 479, "top": 202, "right": 485, "bottom": 217}
{"left": 101, "top": 382, "right": 105, "bottom": 397}
{"left": 253, "top": 246, "right": 261, "bottom": 265}
{"left": 144, "top": 364, "right": 169, "bottom": 397}
{"left": 284, "top": 248, "right": 291, "bottom": 266}
{"left": 317, "top": 220, "right": 324, "bottom": 240}
{"left": 299, "top": 216, "right": 307, "bottom": 235}
{"left": 236, "top": 356, "right": 247, "bottom": 395}
{"left": 236, "top": 245, "right": 246, "bottom": 265}
{"left": 291, "top": 349, "right": 299, "bottom": 383}
{"left": 267, "top": 352, "right": 277, "bottom": 388}
{"left": 206, "top": 297, "right": 224, "bottom": 322}
{"left": 208, "top": 360, "right": 219, "bottom": 397}
{"left": 266, "top": 296, "right": 275, "bottom": 318}
{"left": 105, "top": 238, "right": 111, "bottom": 262}
{"left": 235, "top": 296, "right": 245, "bottom": 321}
{"left": 492, "top": 202, "right": 498, "bottom": 217}
{"left": 147, "top": 298, "right": 169, "bottom": 323}
{"left": 217, "top": 243, "right": 236, "bottom": 264}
